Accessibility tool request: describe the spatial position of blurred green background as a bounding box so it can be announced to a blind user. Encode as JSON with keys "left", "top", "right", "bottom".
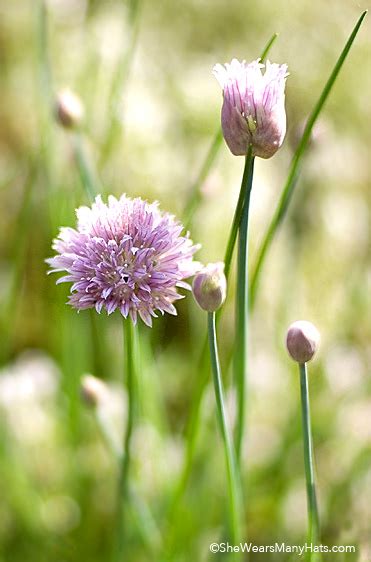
{"left": 0, "top": 0, "right": 370, "bottom": 561}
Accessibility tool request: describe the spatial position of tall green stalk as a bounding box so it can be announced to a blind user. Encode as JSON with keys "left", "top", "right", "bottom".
{"left": 114, "top": 319, "right": 137, "bottom": 561}
{"left": 93, "top": 402, "right": 162, "bottom": 555}
{"left": 37, "top": 0, "right": 53, "bottom": 119}
{"left": 234, "top": 147, "right": 255, "bottom": 461}
{"left": 164, "top": 35, "right": 278, "bottom": 555}
{"left": 208, "top": 312, "right": 242, "bottom": 547}
{"left": 0, "top": 163, "right": 36, "bottom": 364}
{"left": 99, "top": 0, "right": 142, "bottom": 166}
{"left": 299, "top": 363, "right": 320, "bottom": 561}
{"left": 183, "top": 129, "right": 223, "bottom": 230}
{"left": 73, "top": 132, "right": 100, "bottom": 201}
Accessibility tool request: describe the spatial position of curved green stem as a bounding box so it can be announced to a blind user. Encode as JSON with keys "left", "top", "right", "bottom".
{"left": 93, "top": 406, "right": 162, "bottom": 555}
{"left": 99, "top": 0, "right": 142, "bottom": 166}
{"left": 234, "top": 147, "right": 255, "bottom": 461}
{"left": 208, "top": 312, "right": 242, "bottom": 545}
{"left": 73, "top": 132, "right": 100, "bottom": 201}
{"left": 260, "top": 32, "right": 279, "bottom": 62}
{"left": 0, "top": 164, "right": 36, "bottom": 364}
{"left": 114, "top": 319, "right": 137, "bottom": 561}
{"left": 249, "top": 10, "right": 367, "bottom": 308}
{"left": 183, "top": 129, "right": 223, "bottom": 230}
{"left": 37, "top": 0, "right": 53, "bottom": 111}
{"left": 299, "top": 363, "right": 320, "bottom": 560}
{"left": 223, "top": 163, "right": 249, "bottom": 281}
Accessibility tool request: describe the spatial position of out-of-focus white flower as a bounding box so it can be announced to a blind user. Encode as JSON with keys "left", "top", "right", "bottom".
{"left": 0, "top": 351, "right": 59, "bottom": 444}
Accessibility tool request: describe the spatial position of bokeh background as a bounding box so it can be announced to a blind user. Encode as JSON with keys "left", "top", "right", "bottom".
{"left": 0, "top": 0, "right": 370, "bottom": 560}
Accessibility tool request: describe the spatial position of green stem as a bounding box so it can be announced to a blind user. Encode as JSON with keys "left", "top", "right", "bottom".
{"left": 208, "top": 312, "right": 242, "bottom": 546}
{"left": 115, "top": 319, "right": 137, "bottom": 561}
{"left": 249, "top": 10, "right": 367, "bottom": 308}
{"left": 234, "top": 147, "right": 255, "bottom": 461}
{"left": 121, "top": 319, "right": 136, "bottom": 502}
{"left": 183, "top": 128, "right": 223, "bottom": 230}
{"left": 168, "top": 346, "right": 209, "bottom": 509}
{"left": 223, "top": 161, "right": 249, "bottom": 281}
{"left": 0, "top": 164, "right": 35, "bottom": 364}
{"left": 99, "top": 0, "right": 142, "bottom": 166}
{"left": 164, "top": 35, "right": 279, "bottom": 555}
{"left": 37, "top": 0, "right": 53, "bottom": 108}
{"left": 96, "top": 406, "right": 122, "bottom": 459}
{"left": 89, "top": 311, "right": 108, "bottom": 379}
{"left": 260, "top": 32, "right": 279, "bottom": 62}
{"left": 94, "top": 406, "right": 162, "bottom": 554}
{"left": 299, "top": 363, "right": 320, "bottom": 560}
{"left": 162, "top": 341, "right": 209, "bottom": 560}
{"left": 73, "top": 132, "right": 100, "bottom": 201}
{"left": 36, "top": 0, "right": 58, "bottom": 225}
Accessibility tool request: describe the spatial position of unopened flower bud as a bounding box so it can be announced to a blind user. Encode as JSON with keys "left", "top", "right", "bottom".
{"left": 213, "top": 59, "right": 288, "bottom": 159}
{"left": 55, "top": 89, "right": 84, "bottom": 129}
{"left": 286, "top": 321, "right": 320, "bottom": 364}
{"left": 192, "top": 262, "right": 227, "bottom": 312}
{"left": 80, "top": 375, "right": 107, "bottom": 407}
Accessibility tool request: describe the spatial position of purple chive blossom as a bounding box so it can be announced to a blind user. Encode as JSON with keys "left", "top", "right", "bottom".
{"left": 213, "top": 58, "right": 288, "bottom": 158}
{"left": 47, "top": 195, "right": 201, "bottom": 327}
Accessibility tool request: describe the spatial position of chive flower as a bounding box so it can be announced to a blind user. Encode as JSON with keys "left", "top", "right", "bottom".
{"left": 47, "top": 195, "right": 200, "bottom": 326}
{"left": 213, "top": 58, "right": 288, "bottom": 158}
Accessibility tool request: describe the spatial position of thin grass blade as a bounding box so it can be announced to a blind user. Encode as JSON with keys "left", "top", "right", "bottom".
{"left": 249, "top": 11, "right": 367, "bottom": 308}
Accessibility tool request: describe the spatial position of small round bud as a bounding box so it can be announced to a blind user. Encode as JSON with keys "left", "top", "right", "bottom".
{"left": 192, "top": 262, "right": 227, "bottom": 312}
{"left": 286, "top": 320, "right": 320, "bottom": 364}
{"left": 80, "top": 375, "right": 107, "bottom": 407}
{"left": 55, "top": 89, "right": 84, "bottom": 129}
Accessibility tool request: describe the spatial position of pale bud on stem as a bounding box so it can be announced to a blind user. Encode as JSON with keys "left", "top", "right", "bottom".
{"left": 286, "top": 320, "right": 320, "bottom": 364}
{"left": 192, "top": 262, "right": 227, "bottom": 312}
{"left": 80, "top": 374, "right": 108, "bottom": 408}
{"left": 55, "top": 89, "right": 84, "bottom": 129}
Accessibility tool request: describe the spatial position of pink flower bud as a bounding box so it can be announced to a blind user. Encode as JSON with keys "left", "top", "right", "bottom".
{"left": 192, "top": 262, "right": 227, "bottom": 312}
{"left": 286, "top": 321, "right": 320, "bottom": 364}
{"left": 55, "top": 89, "right": 84, "bottom": 129}
{"left": 213, "top": 59, "right": 288, "bottom": 159}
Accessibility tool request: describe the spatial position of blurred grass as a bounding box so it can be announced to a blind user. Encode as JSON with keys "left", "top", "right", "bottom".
{"left": 0, "top": 1, "right": 370, "bottom": 561}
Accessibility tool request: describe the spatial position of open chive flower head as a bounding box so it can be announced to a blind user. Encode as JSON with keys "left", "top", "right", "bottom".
{"left": 47, "top": 195, "right": 200, "bottom": 327}
{"left": 213, "top": 58, "right": 288, "bottom": 158}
